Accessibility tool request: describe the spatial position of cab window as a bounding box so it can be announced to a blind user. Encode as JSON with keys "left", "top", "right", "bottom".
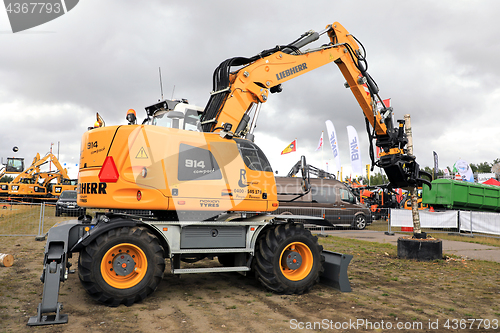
{"left": 178, "top": 144, "right": 222, "bottom": 181}
{"left": 151, "top": 111, "right": 172, "bottom": 127}
{"left": 6, "top": 158, "right": 24, "bottom": 172}
{"left": 184, "top": 109, "right": 200, "bottom": 131}
{"left": 234, "top": 139, "right": 273, "bottom": 172}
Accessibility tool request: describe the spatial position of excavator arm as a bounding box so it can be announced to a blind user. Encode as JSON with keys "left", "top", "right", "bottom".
{"left": 200, "top": 22, "right": 430, "bottom": 189}
{"left": 10, "top": 153, "right": 71, "bottom": 188}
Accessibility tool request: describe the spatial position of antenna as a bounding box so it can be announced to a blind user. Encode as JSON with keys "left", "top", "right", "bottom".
{"left": 158, "top": 67, "right": 164, "bottom": 101}
{"left": 171, "top": 85, "right": 176, "bottom": 100}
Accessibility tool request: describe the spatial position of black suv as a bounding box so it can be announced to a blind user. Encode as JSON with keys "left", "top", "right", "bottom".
{"left": 55, "top": 190, "right": 86, "bottom": 217}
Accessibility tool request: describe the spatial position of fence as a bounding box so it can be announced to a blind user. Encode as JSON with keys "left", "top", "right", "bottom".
{"left": 389, "top": 208, "right": 500, "bottom": 238}
{"left": 1, "top": 201, "right": 499, "bottom": 239}
{"left": 0, "top": 201, "right": 105, "bottom": 238}
{"left": 0, "top": 201, "right": 51, "bottom": 237}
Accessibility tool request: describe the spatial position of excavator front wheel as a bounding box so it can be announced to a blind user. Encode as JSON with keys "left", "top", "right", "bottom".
{"left": 100, "top": 243, "right": 148, "bottom": 289}
{"left": 255, "top": 223, "right": 324, "bottom": 294}
{"left": 78, "top": 226, "right": 165, "bottom": 306}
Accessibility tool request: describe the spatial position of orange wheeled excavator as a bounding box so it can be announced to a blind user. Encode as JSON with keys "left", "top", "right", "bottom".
{"left": 29, "top": 21, "right": 430, "bottom": 325}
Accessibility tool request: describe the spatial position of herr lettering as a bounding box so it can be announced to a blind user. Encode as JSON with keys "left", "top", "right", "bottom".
{"left": 79, "top": 182, "right": 107, "bottom": 194}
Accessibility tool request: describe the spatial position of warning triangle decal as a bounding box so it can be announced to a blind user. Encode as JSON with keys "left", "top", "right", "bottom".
{"left": 135, "top": 147, "right": 149, "bottom": 159}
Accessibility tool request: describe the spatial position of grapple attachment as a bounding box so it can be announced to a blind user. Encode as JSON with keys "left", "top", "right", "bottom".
{"left": 379, "top": 153, "right": 432, "bottom": 190}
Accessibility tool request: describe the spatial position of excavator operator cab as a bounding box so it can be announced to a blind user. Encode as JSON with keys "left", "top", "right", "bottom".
{"left": 149, "top": 101, "right": 203, "bottom": 131}
{"left": 5, "top": 157, "right": 24, "bottom": 173}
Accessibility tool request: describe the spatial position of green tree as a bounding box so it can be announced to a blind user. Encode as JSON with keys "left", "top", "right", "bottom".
{"left": 477, "top": 162, "right": 492, "bottom": 173}
{"left": 365, "top": 172, "right": 388, "bottom": 186}
{"left": 423, "top": 166, "right": 433, "bottom": 176}
{"left": 470, "top": 162, "right": 492, "bottom": 173}
{"left": 0, "top": 175, "right": 14, "bottom": 183}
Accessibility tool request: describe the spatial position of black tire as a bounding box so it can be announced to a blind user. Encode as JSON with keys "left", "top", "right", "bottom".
{"left": 254, "top": 223, "right": 324, "bottom": 294}
{"left": 55, "top": 209, "right": 60, "bottom": 217}
{"left": 78, "top": 226, "right": 165, "bottom": 307}
{"left": 353, "top": 214, "right": 367, "bottom": 230}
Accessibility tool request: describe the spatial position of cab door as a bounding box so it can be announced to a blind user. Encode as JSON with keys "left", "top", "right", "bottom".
{"left": 339, "top": 187, "right": 358, "bottom": 224}
{"left": 310, "top": 184, "right": 341, "bottom": 226}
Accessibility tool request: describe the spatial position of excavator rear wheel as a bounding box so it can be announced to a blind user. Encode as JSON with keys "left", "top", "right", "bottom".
{"left": 78, "top": 226, "right": 165, "bottom": 306}
{"left": 254, "top": 223, "right": 324, "bottom": 294}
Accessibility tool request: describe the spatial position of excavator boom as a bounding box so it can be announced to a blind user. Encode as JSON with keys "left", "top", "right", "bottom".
{"left": 200, "top": 22, "right": 430, "bottom": 189}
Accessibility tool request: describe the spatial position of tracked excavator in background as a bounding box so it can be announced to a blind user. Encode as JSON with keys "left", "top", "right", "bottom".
{"left": 6, "top": 153, "right": 77, "bottom": 200}
{"left": 29, "top": 21, "right": 431, "bottom": 325}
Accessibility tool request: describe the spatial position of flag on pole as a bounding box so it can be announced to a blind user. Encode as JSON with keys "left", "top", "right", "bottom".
{"left": 315, "top": 132, "right": 323, "bottom": 151}
{"left": 281, "top": 139, "right": 297, "bottom": 155}
{"left": 325, "top": 120, "right": 341, "bottom": 173}
{"left": 347, "top": 125, "right": 362, "bottom": 176}
{"left": 452, "top": 159, "right": 473, "bottom": 182}
{"left": 433, "top": 151, "right": 439, "bottom": 180}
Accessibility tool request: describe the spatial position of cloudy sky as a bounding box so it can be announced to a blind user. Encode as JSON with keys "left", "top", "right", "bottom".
{"left": 1, "top": 0, "right": 499, "bottom": 179}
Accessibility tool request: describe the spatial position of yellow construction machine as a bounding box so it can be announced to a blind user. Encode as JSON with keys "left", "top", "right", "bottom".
{"left": 7, "top": 153, "right": 77, "bottom": 200}
{"left": 29, "top": 21, "right": 430, "bottom": 325}
{"left": 0, "top": 156, "right": 25, "bottom": 196}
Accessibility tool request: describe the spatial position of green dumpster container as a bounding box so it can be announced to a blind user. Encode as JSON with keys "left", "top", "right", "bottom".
{"left": 422, "top": 179, "right": 500, "bottom": 212}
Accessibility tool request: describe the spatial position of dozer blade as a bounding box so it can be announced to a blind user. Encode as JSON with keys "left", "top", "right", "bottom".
{"left": 320, "top": 250, "right": 352, "bottom": 292}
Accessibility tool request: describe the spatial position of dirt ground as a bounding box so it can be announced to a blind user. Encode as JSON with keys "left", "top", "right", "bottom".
{"left": 1, "top": 234, "right": 499, "bottom": 333}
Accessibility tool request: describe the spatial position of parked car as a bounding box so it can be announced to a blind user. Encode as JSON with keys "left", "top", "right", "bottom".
{"left": 274, "top": 176, "right": 371, "bottom": 230}
{"left": 55, "top": 190, "right": 86, "bottom": 217}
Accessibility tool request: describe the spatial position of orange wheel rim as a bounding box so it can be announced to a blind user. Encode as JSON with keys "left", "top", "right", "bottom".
{"left": 101, "top": 243, "right": 148, "bottom": 289}
{"left": 279, "top": 242, "right": 313, "bottom": 281}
